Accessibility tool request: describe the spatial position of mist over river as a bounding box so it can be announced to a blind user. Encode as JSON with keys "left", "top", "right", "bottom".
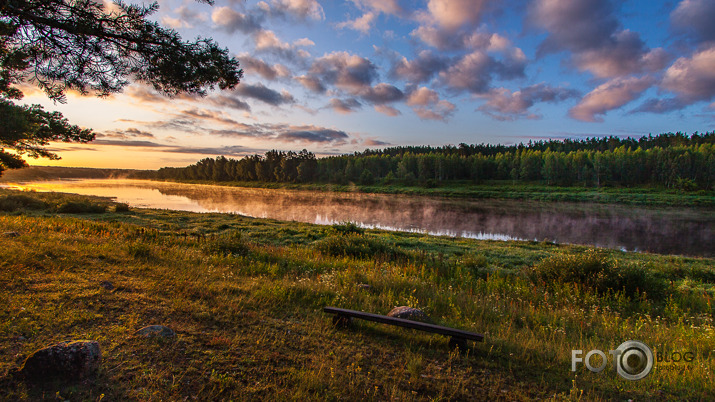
{"left": 4, "top": 179, "right": 712, "bottom": 257}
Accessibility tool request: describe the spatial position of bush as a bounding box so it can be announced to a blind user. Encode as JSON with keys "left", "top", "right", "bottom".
{"left": 314, "top": 233, "right": 407, "bottom": 261}
{"left": 531, "top": 249, "right": 666, "bottom": 298}
{"left": 114, "top": 203, "right": 130, "bottom": 212}
{"left": 57, "top": 201, "right": 107, "bottom": 213}
{"left": 0, "top": 194, "right": 47, "bottom": 211}
{"left": 204, "top": 232, "right": 250, "bottom": 256}
{"left": 330, "top": 221, "right": 364, "bottom": 236}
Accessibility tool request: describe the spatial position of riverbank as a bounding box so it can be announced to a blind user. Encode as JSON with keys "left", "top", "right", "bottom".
{"left": 140, "top": 178, "right": 715, "bottom": 208}
{"left": 3, "top": 166, "right": 714, "bottom": 207}
{"left": 1, "top": 189, "right": 713, "bottom": 400}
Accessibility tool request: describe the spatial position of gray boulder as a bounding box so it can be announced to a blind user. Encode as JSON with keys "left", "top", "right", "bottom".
{"left": 20, "top": 340, "right": 101, "bottom": 381}
{"left": 134, "top": 325, "right": 175, "bottom": 338}
{"left": 387, "top": 306, "right": 429, "bottom": 322}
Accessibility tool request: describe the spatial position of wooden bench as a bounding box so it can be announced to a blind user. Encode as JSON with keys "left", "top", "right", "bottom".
{"left": 324, "top": 306, "right": 483, "bottom": 350}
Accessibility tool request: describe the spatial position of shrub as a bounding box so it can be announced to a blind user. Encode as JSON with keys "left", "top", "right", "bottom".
{"left": 114, "top": 203, "right": 130, "bottom": 212}
{"left": 330, "top": 221, "right": 364, "bottom": 236}
{"left": 531, "top": 249, "right": 666, "bottom": 298}
{"left": 57, "top": 201, "right": 107, "bottom": 213}
{"left": 314, "top": 233, "right": 407, "bottom": 261}
{"left": 204, "top": 232, "right": 250, "bottom": 256}
{"left": 0, "top": 194, "right": 47, "bottom": 211}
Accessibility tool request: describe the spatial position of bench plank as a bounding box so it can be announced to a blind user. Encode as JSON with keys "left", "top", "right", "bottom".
{"left": 324, "top": 307, "right": 483, "bottom": 342}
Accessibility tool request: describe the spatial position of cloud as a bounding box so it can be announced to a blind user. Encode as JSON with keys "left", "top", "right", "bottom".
{"left": 235, "top": 83, "right": 295, "bottom": 106}
{"left": 268, "top": 0, "right": 324, "bottom": 20}
{"left": 661, "top": 45, "right": 715, "bottom": 103}
{"left": 478, "top": 84, "right": 579, "bottom": 121}
{"left": 329, "top": 98, "right": 362, "bottom": 114}
{"left": 350, "top": 0, "right": 405, "bottom": 16}
{"left": 125, "top": 85, "right": 172, "bottom": 104}
{"left": 406, "top": 87, "right": 455, "bottom": 121}
{"left": 374, "top": 104, "right": 401, "bottom": 116}
{"left": 89, "top": 139, "right": 251, "bottom": 157}
{"left": 169, "top": 146, "right": 249, "bottom": 156}
{"left": 180, "top": 108, "right": 242, "bottom": 126}
{"left": 406, "top": 87, "right": 439, "bottom": 106}
{"left": 412, "top": 24, "right": 513, "bottom": 52}
{"left": 307, "top": 51, "right": 378, "bottom": 92}
{"left": 569, "top": 76, "right": 654, "bottom": 122}
{"left": 426, "top": 0, "right": 488, "bottom": 31}
{"left": 212, "top": 6, "right": 262, "bottom": 33}
{"left": 252, "top": 30, "right": 313, "bottom": 62}
{"left": 439, "top": 51, "right": 491, "bottom": 93}
{"left": 98, "top": 128, "right": 155, "bottom": 139}
{"left": 412, "top": 102, "right": 455, "bottom": 121}
{"left": 336, "top": 12, "right": 376, "bottom": 33}
{"left": 125, "top": 83, "right": 251, "bottom": 113}
{"left": 531, "top": 0, "right": 665, "bottom": 78}
{"left": 358, "top": 83, "right": 404, "bottom": 104}
{"left": 630, "top": 98, "right": 687, "bottom": 114}
{"left": 161, "top": 6, "right": 208, "bottom": 29}
{"left": 92, "top": 139, "right": 165, "bottom": 147}
{"left": 571, "top": 31, "right": 669, "bottom": 78}
{"left": 438, "top": 49, "right": 526, "bottom": 94}
{"left": 237, "top": 54, "right": 290, "bottom": 81}
{"left": 295, "top": 75, "right": 326, "bottom": 93}
{"left": 363, "top": 138, "right": 391, "bottom": 146}
{"left": 161, "top": 16, "right": 189, "bottom": 29}
{"left": 206, "top": 94, "right": 252, "bottom": 112}
{"left": 389, "top": 50, "right": 449, "bottom": 83}
{"left": 277, "top": 128, "right": 349, "bottom": 143}
{"left": 671, "top": 0, "right": 715, "bottom": 44}
{"left": 212, "top": 123, "right": 351, "bottom": 145}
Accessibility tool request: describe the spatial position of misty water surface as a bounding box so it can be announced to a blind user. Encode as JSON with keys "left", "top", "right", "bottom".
{"left": 5, "top": 179, "right": 713, "bottom": 257}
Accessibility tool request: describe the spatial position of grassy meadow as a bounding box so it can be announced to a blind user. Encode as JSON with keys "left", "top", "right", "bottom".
{"left": 0, "top": 188, "right": 713, "bottom": 400}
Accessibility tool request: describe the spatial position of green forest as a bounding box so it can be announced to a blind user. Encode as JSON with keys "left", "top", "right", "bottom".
{"left": 136, "top": 132, "right": 714, "bottom": 190}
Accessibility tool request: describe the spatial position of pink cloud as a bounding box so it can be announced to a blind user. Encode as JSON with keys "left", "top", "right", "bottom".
{"left": 427, "top": 0, "right": 487, "bottom": 31}
{"left": 662, "top": 45, "right": 715, "bottom": 102}
{"left": 569, "top": 76, "right": 654, "bottom": 122}
{"left": 374, "top": 104, "right": 401, "bottom": 116}
{"left": 531, "top": 0, "right": 662, "bottom": 79}
{"left": 406, "top": 87, "right": 455, "bottom": 121}
{"left": 478, "top": 84, "right": 579, "bottom": 121}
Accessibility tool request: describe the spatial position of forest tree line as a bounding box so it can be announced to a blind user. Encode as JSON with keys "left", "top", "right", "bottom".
{"left": 134, "top": 132, "right": 715, "bottom": 189}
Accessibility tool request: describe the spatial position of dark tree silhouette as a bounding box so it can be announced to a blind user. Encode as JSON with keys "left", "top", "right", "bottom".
{"left": 0, "top": 0, "right": 243, "bottom": 175}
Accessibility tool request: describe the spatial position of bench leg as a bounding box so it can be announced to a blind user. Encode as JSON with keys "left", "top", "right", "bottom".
{"left": 332, "top": 314, "right": 352, "bottom": 328}
{"left": 448, "top": 337, "right": 467, "bottom": 351}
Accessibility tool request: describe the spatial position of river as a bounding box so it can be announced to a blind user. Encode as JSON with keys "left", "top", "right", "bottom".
{"left": 3, "top": 179, "right": 713, "bottom": 257}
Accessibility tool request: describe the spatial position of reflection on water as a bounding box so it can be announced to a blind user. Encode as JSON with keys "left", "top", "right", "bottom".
{"left": 4, "top": 179, "right": 713, "bottom": 257}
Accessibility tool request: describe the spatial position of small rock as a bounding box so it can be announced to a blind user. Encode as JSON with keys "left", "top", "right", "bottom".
{"left": 134, "top": 325, "right": 175, "bottom": 338}
{"left": 3, "top": 231, "right": 20, "bottom": 237}
{"left": 387, "top": 306, "right": 429, "bottom": 322}
{"left": 99, "top": 281, "right": 114, "bottom": 290}
{"left": 20, "top": 340, "right": 101, "bottom": 381}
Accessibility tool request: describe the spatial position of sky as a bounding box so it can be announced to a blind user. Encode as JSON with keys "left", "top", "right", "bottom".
{"left": 18, "top": 0, "right": 715, "bottom": 169}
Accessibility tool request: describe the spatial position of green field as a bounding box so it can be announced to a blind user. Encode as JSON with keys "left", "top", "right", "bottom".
{"left": 0, "top": 188, "right": 713, "bottom": 400}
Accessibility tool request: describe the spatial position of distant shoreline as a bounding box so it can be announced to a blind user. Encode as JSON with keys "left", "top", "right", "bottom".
{"left": 3, "top": 166, "right": 713, "bottom": 208}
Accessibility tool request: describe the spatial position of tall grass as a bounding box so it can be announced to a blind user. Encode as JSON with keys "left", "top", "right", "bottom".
{"left": 0, "top": 188, "right": 713, "bottom": 400}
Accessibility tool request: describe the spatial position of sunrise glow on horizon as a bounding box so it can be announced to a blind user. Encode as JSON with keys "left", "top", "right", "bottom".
{"left": 19, "top": 0, "right": 715, "bottom": 170}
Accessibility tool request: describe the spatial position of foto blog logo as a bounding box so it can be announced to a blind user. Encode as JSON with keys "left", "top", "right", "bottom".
{"left": 572, "top": 340, "right": 654, "bottom": 381}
